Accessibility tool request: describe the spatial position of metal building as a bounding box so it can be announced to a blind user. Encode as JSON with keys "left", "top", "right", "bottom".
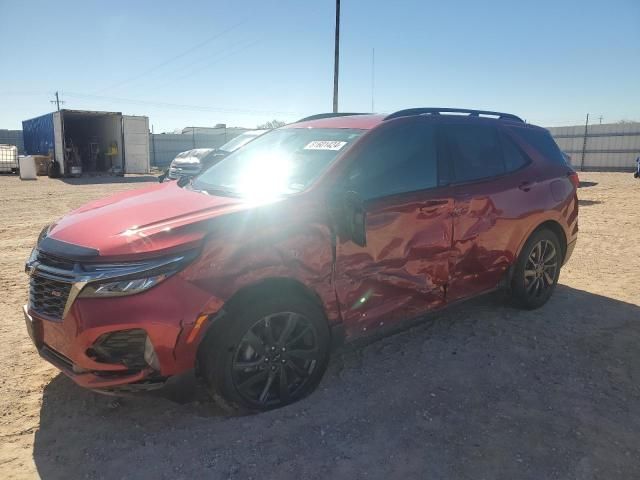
{"left": 0, "top": 129, "right": 24, "bottom": 154}
{"left": 548, "top": 122, "right": 640, "bottom": 171}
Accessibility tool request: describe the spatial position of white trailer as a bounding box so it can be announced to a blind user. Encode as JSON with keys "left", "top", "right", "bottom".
{"left": 24, "top": 110, "right": 150, "bottom": 176}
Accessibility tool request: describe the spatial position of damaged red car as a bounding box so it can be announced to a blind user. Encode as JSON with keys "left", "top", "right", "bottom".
{"left": 24, "top": 108, "right": 578, "bottom": 410}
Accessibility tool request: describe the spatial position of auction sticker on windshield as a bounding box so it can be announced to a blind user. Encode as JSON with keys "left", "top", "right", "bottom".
{"left": 304, "top": 140, "right": 347, "bottom": 151}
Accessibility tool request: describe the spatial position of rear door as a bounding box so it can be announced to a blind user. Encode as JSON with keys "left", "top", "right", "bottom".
{"left": 333, "top": 118, "right": 453, "bottom": 337}
{"left": 52, "top": 111, "right": 65, "bottom": 175}
{"left": 123, "top": 115, "right": 150, "bottom": 174}
{"left": 442, "top": 122, "right": 533, "bottom": 301}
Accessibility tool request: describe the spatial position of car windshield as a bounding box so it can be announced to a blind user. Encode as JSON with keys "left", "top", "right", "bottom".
{"left": 219, "top": 130, "right": 266, "bottom": 153}
{"left": 192, "top": 128, "right": 363, "bottom": 199}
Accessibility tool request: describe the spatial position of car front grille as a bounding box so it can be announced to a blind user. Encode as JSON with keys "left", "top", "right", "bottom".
{"left": 29, "top": 251, "right": 76, "bottom": 320}
{"left": 29, "top": 275, "right": 72, "bottom": 320}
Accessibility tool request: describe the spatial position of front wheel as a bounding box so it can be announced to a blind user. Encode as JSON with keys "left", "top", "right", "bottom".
{"left": 511, "top": 229, "right": 562, "bottom": 309}
{"left": 199, "top": 294, "right": 331, "bottom": 411}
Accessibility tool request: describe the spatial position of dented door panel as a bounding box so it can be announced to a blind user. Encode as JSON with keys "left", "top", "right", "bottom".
{"left": 334, "top": 190, "right": 453, "bottom": 337}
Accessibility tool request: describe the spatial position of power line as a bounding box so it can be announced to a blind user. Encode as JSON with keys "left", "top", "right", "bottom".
{"left": 93, "top": 18, "right": 249, "bottom": 94}
{"left": 63, "top": 91, "right": 301, "bottom": 116}
{"left": 151, "top": 38, "right": 260, "bottom": 89}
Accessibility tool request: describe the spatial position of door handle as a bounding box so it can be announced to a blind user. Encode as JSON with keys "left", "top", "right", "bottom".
{"left": 518, "top": 181, "right": 536, "bottom": 192}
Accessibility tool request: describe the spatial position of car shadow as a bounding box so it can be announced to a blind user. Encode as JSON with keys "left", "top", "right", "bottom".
{"left": 32, "top": 285, "right": 640, "bottom": 479}
{"left": 578, "top": 199, "right": 603, "bottom": 206}
{"left": 578, "top": 181, "right": 598, "bottom": 188}
{"left": 58, "top": 175, "right": 160, "bottom": 185}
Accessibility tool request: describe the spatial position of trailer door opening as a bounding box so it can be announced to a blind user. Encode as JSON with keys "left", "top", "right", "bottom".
{"left": 61, "top": 111, "right": 123, "bottom": 174}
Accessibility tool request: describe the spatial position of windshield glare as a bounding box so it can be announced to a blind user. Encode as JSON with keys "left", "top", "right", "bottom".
{"left": 219, "top": 130, "right": 266, "bottom": 153}
{"left": 193, "top": 128, "right": 363, "bottom": 200}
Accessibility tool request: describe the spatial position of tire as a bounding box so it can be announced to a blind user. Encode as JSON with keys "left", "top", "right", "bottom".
{"left": 199, "top": 292, "right": 331, "bottom": 411}
{"left": 511, "top": 229, "right": 562, "bottom": 310}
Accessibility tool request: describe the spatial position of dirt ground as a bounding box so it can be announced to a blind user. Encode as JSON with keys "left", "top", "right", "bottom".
{"left": 0, "top": 172, "right": 639, "bottom": 479}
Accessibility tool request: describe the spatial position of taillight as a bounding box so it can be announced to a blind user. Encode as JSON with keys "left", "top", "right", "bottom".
{"left": 568, "top": 171, "right": 579, "bottom": 189}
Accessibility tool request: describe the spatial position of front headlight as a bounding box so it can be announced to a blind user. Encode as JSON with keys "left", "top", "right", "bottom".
{"left": 25, "top": 224, "right": 52, "bottom": 272}
{"left": 80, "top": 273, "right": 169, "bottom": 298}
{"left": 78, "top": 250, "right": 199, "bottom": 298}
{"left": 37, "top": 224, "right": 52, "bottom": 244}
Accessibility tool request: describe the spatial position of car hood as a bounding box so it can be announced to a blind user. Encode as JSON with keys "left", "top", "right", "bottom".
{"left": 47, "top": 182, "right": 250, "bottom": 258}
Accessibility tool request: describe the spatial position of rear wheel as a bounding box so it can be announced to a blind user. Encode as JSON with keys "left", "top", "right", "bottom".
{"left": 199, "top": 293, "right": 331, "bottom": 411}
{"left": 511, "top": 229, "right": 562, "bottom": 309}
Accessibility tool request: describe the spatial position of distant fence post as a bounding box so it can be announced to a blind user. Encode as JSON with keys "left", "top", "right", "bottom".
{"left": 580, "top": 113, "right": 589, "bottom": 171}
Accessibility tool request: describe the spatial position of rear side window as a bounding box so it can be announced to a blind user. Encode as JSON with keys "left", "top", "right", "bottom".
{"left": 500, "top": 133, "right": 529, "bottom": 172}
{"left": 347, "top": 123, "right": 438, "bottom": 200}
{"left": 443, "top": 125, "right": 504, "bottom": 183}
{"left": 509, "top": 127, "right": 566, "bottom": 165}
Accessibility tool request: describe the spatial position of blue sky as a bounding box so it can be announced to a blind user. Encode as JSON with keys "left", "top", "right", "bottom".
{"left": 1, "top": 0, "right": 638, "bottom": 131}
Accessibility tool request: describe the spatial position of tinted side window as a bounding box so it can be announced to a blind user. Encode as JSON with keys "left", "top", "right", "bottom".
{"left": 444, "top": 125, "right": 504, "bottom": 183}
{"left": 347, "top": 123, "right": 438, "bottom": 200}
{"left": 510, "top": 127, "right": 566, "bottom": 165}
{"left": 500, "top": 133, "right": 529, "bottom": 172}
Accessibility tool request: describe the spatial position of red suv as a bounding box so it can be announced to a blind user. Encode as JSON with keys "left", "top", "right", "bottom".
{"left": 24, "top": 108, "right": 578, "bottom": 410}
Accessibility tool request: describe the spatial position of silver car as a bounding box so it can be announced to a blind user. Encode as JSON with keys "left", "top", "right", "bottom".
{"left": 164, "top": 130, "right": 268, "bottom": 181}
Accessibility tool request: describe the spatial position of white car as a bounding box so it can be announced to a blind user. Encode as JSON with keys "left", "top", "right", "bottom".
{"left": 163, "top": 130, "right": 268, "bottom": 181}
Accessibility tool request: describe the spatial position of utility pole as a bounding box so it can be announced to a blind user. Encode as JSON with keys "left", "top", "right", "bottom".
{"left": 598, "top": 115, "right": 603, "bottom": 124}
{"left": 371, "top": 47, "right": 375, "bottom": 112}
{"left": 580, "top": 113, "right": 589, "bottom": 172}
{"left": 332, "top": 0, "right": 340, "bottom": 113}
{"left": 50, "top": 91, "right": 64, "bottom": 111}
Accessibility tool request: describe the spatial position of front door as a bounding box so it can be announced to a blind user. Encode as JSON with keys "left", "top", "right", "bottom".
{"left": 333, "top": 118, "right": 453, "bottom": 337}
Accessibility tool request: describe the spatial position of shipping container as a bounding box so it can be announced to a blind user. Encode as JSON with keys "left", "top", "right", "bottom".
{"left": 22, "top": 110, "right": 150, "bottom": 175}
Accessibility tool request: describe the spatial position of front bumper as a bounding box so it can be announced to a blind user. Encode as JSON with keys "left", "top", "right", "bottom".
{"left": 563, "top": 238, "right": 577, "bottom": 265}
{"left": 24, "top": 273, "right": 217, "bottom": 391}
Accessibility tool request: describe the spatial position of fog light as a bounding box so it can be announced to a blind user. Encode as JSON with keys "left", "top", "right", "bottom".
{"left": 144, "top": 336, "right": 160, "bottom": 371}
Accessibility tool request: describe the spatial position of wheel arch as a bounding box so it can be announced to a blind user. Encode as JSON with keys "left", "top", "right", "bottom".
{"left": 223, "top": 277, "right": 328, "bottom": 318}
{"left": 513, "top": 218, "right": 568, "bottom": 271}
{"left": 196, "top": 277, "right": 332, "bottom": 366}
{"left": 530, "top": 220, "right": 568, "bottom": 263}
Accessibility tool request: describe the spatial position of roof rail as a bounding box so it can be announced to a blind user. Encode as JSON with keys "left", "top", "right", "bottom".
{"left": 294, "top": 112, "right": 370, "bottom": 123}
{"left": 384, "top": 108, "right": 524, "bottom": 123}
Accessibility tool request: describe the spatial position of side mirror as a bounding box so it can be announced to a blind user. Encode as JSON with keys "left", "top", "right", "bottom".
{"left": 330, "top": 188, "right": 366, "bottom": 247}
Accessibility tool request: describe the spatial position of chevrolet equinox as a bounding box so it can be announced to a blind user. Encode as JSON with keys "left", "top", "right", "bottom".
{"left": 24, "top": 108, "right": 579, "bottom": 410}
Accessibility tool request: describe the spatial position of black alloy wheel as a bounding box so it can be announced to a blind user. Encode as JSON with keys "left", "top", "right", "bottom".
{"left": 511, "top": 228, "right": 562, "bottom": 309}
{"left": 523, "top": 239, "right": 558, "bottom": 299}
{"left": 231, "top": 312, "right": 322, "bottom": 408}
